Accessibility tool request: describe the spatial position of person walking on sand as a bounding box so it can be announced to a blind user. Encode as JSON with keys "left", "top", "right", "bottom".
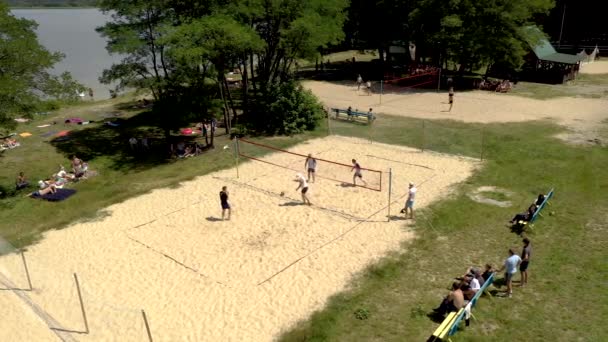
{"left": 295, "top": 173, "right": 311, "bottom": 205}
{"left": 351, "top": 159, "right": 367, "bottom": 186}
{"left": 401, "top": 182, "right": 417, "bottom": 219}
{"left": 448, "top": 86, "right": 454, "bottom": 111}
{"left": 220, "top": 186, "right": 231, "bottom": 220}
{"left": 305, "top": 154, "right": 317, "bottom": 183}
{"left": 357, "top": 74, "right": 363, "bottom": 90}
{"left": 520, "top": 238, "right": 532, "bottom": 287}
{"left": 366, "top": 80, "right": 372, "bottom": 95}
{"left": 497, "top": 248, "right": 521, "bottom": 298}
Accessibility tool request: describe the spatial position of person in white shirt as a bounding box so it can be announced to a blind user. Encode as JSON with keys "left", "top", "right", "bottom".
{"left": 295, "top": 173, "right": 311, "bottom": 205}
{"left": 401, "top": 182, "right": 417, "bottom": 219}
{"left": 304, "top": 154, "right": 317, "bottom": 183}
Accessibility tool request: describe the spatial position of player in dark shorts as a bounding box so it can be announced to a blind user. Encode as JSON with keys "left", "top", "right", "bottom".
{"left": 295, "top": 174, "right": 311, "bottom": 205}
{"left": 220, "top": 186, "right": 231, "bottom": 220}
{"left": 305, "top": 153, "right": 317, "bottom": 183}
{"left": 351, "top": 159, "right": 368, "bottom": 186}
{"left": 520, "top": 238, "right": 532, "bottom": 286}
{"left": 448, "top": 86, "right": 454, "bottom": 111}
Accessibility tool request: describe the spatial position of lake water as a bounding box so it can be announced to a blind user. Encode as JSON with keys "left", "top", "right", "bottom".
{"left": 12, "top": 9, "right": 121, "bottom": 99}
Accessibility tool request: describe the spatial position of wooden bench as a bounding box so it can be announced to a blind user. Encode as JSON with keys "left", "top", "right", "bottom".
{"left": 518, "top": 188, "right": 554, "bottom": 226}
{"left": 331, "top": 108, "right": 375, "bottom": 123}
{"left": 428, "top": 272, "right": 495, "bottom": 341}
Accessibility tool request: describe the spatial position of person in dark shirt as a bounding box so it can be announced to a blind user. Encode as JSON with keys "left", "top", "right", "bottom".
{"left": 220, "top": 186, "right": 231, "bottom": 220}
{"left": 520, "top": 238, "right": 532, "bottom": 287}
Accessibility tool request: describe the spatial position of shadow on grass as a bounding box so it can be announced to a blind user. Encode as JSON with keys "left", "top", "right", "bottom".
{"left": 48, "top": 110, "right": 205, "bottom": 172}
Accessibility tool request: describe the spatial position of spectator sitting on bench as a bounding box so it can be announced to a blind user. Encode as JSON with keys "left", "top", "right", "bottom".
{"left": 433, "top": 282, "right": 465, "bottom": 317}
{"left": 463, "top": 267, "right": 484, "bottom": 288}
{"left": 509, "top": 204, "right": 537, "bottom": 224}
{"left": 482, "top": 264, "right": 495, "bottom": 282}
{"left": 535, "top": 193, "right": 546, "bottom": 206}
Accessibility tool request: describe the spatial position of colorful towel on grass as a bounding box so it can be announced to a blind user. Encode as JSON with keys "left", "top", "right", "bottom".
{"left": 19, "top": 132, "right": 32, "bottom": 137}
{"left": 40, "top": 131, "right": 58, "bottom": 138}
{"left": 30, "top": 188, "right": 76, "bottom": 202}
{"left": 65, "top": 118, "right": 83, "bottom": 124}
{"left": 37, "top": 124, "right": 52, "bottom": 128}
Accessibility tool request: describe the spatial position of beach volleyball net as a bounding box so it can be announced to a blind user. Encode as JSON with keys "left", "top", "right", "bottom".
{"left": 382, "top": 69, "right": 439, "bottom": 94}
{"left": 237, "top": 138, "right": 383, "bottom": 192}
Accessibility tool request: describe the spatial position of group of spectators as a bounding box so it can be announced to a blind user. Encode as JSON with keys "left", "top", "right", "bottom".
{"left": 17, "top": 155, "right": 90, "bottom": 197}
{"left": 479, "top": 78, "right": 513, "bottom": 92}
{"left": 433, "top": 264, "right": 495, "bottom": 316}
{"left": 433, "top": 236, "right": 533, "bottom": 318}
{"left": 170, "top": 141, "right": 204, "bottom": 159}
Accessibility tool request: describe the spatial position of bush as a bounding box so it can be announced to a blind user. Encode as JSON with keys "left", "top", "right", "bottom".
{"left": 254, "top": 81, "right": 324, "bottom": 135}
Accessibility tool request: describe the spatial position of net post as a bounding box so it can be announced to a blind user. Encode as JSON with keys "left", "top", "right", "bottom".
{"left": 327, "top": 108, "right": 332, "bottom": 136}
{"left": 379, "top": 80, "right": 383, "bottom": 105}
{"left": 73, "top": 273, "right": 89, "bottom": 334}
{"left": 421, "top": 120, "right": 426, "bottom": 152}
{"left": 437, "top": 68, "right": 441, "bottom": 92}
{"left": 234, "top": 137, "right": 240, "bottom": 178}
{"left": 387, "top": 168, "right": 392, "bottom": 222}
{"left": 480, "top": 127, "right": 485, "bottom": 161}
{"left": 20, "top": 250, "right": 33, "bottom": 291}
{"left": 142, "top": 309, "right": 153, "bottom": 342}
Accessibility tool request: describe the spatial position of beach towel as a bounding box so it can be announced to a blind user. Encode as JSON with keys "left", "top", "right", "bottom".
{"left": 14, "top": 118, "right": 29, "bottom": 123}
{"left": 19, "top": 132, "right": 32, "bottom": 137}
{"left": 65, "top": 118, "right": 83, "bottom": 124}
{"left": 30, "top": 188, "right": 76, "bottom": 202}
{"left": 40, "top": 131, "right": 57, "bottom": 138}
{"left": 181, "top": 128, "right": 193, "bottom": 135}
{"left": 37, "top": 124, "right": 51, "bottom": 128}
{"left": 57, "top": 130, "right": 70, "bottom": 137}
{"left": 105, "top": 121, "right": 120, "bottom": 127}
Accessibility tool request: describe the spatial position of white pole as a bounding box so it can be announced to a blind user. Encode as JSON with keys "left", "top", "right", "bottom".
{"left": 379, "top": 80, "right": 383, "bottom": 105}
{"left": 234, "top": 137, "right": 240, "bottom": 179}
{"left": 327, "top": 108, "right": 332, "bottom": 136}
{"left": 387, "top": 168, "right": 392, "bottom": 222}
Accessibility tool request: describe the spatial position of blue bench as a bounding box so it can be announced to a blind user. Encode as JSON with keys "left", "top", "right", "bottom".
{"left": 428, "top": 273, "right": 495, "bottom": 341}
{"left": 518, "top": 188, "right": 554, "bottom": 226}
{"left": 331, "top": 108, "right": 375, "bottom": 123}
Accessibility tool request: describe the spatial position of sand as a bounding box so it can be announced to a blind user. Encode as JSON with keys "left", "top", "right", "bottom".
{"left": 0, "top": 136, "right": 475, "bottom": 341}
{"left": 579, "top": 61, "right": 608, "bottom": 74}
{"left": 303, "top": 80, "right": 608, "bottom": 144}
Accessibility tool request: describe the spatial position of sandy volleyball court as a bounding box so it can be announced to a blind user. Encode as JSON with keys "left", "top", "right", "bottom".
{"left": 303, "top": 78, "right": 608, "bottom": 143}
{"left": 1, "top": 136, "right": 475, "bottom": 341}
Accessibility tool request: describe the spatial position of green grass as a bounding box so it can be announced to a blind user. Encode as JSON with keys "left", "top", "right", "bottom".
{"left": 280, "top": 115, "right": 608, "bottom": 341}
{"left": 510, "top": 73, "right": 608, "bottom": 100}
{"left": 479, "top": 191, "right": 510, "bottom": 202}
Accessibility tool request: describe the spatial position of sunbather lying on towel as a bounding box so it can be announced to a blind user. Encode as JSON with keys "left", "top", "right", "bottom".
{"left": 28, "top": 184, "right": 57, "bottom": 197}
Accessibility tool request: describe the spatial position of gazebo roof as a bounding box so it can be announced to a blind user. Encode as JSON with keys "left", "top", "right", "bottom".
{"left": 524, "top": 26, "right": 585, "bottom": 64}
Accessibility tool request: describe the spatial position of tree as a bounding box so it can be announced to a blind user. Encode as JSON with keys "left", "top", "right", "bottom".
{"left": 0, "top": 3, "right": 81, "bottom": 132}
{"left": 410, "top": 0, "right": 554, "bottom": 72}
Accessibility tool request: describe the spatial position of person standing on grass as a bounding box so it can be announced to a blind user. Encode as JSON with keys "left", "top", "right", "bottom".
{"left": 401, "top": 182, "right": 417, "bottom": 219}
{"left": 351, "top": 159, "right": 367, "bottom": 186}
{"left": 498, "top": 248, "right": 521, "bottom": 298}
{"left": 357, "top": 74, "right": 363, "bottom": 90}
{"left": 448, "top": 86, "right": 454, "bottom": 111}
{"left": 520, "top": 238, "right": 532, "bottom": 287}
{"left": 220, "top": 186, "right": 231, "bottom": 220}
{"left": 305, "top": 154, "right": 317, "bottom": 183}
{"left": 295, "top": 173, "right": 311, "bottom": 205}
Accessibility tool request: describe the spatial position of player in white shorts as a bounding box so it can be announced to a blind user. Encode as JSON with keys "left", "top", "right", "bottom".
{"left": 295, "top": 173, "right": 311, "bottom": 205}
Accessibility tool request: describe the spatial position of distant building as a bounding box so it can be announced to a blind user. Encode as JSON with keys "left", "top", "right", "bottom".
{"left": 520, "top": 26, "right": 586, "bottom": 84}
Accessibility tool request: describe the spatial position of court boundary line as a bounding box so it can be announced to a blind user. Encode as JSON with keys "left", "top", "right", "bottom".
{"left": 257, "top": 172, "right": 437, "bottom": 286}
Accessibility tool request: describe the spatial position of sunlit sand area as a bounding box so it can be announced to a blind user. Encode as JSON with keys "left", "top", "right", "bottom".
{"left": 0, "top": 136, "right": 475, "bottom": 341}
